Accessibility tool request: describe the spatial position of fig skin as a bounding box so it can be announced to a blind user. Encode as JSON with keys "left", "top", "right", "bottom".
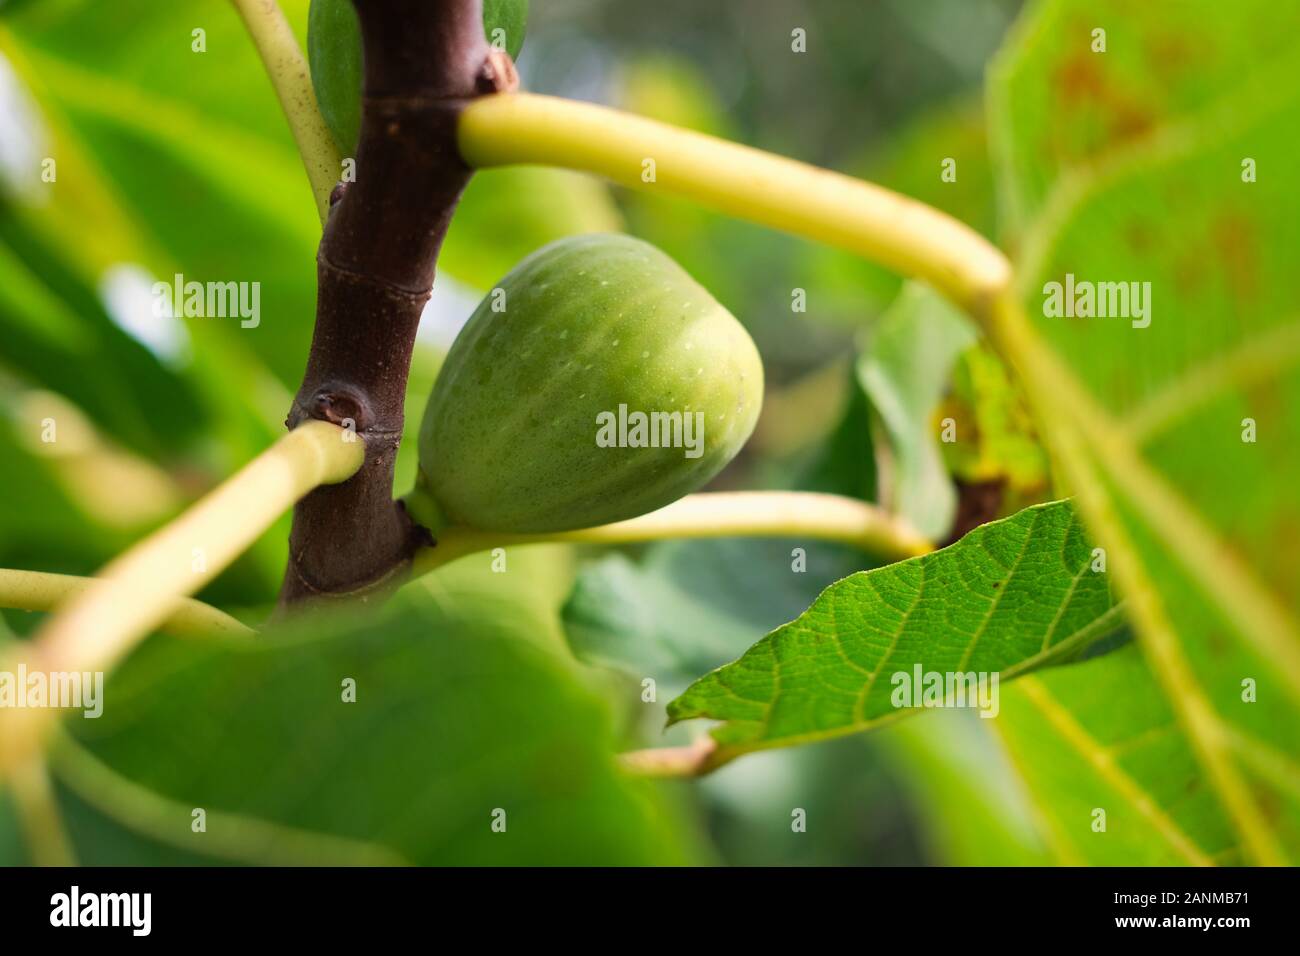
{"left": 415, "top": 234, "right": 764, "bottom": 534}
{"left": 308, "top": 0, "right": 529, "bottom": 156}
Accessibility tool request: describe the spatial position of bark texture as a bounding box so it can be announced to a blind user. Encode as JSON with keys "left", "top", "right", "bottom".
{"left": 281, "top": 0, "right": 511, "bottom": 603}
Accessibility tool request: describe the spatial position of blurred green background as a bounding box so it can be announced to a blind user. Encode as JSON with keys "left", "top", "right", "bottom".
{"left": 5, "top": 0, "right": 1290, "bottom": 867}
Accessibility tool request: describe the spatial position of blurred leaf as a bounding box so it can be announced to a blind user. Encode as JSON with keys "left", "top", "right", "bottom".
{"left": 439, "top": 166, "right": 623, "bottom": 292}
{"left": 669, "top": 501, "right": 1124, "bottom": 763}
{"left": 882, "top": 709, "right": 1051, "bottom": 866}
{"left": 996, "top": 646, "right": 1242, "bottom": 865}
{"left": 939, "top": 343, "right": 1051, "bottom": 509}
{"left": 0, "top": 2, "right": 324, "bottom": 599}
{"left": 36, "top": 587, "right": 696, "bottom": 866}
{"left": 992, "top": 6, "right": 1300, "bottom": 860}
{"left": 0, "top": 413, "right": 106, "bottom": 558}
{"left": 792, "top": 363, "right": 879, "bottom": 503}
{"left": 857, "top": 97, "right": 998, "bottom": 239}
{"left": 16, "top": 44, "right": 320, "bottom": 385}
{"left": 805, "top": 97, "right": 1000, "bottom": 318}
{"left": 857, "top": 282, "right": 977, "bottom": 540}
{"left": 565, "top": 537, "right": 870, "bottom": 687}
{"left": 408, "top": 542, "right": 577, "bottom": 658}
{"left": 988, "top": 0, "right": 1300, "bottom": 236}
{"left": 695, "top": 737, "right": 925, "bottom": 866}
{"left": 614, "top": 55, "right": 853, "bottom": 377}
{"left": 0, "top": 224, "right": 205, "bottom": 458}
{"left": 1, "top": 1, "right": 322, "bottom": 392}
{"left": 0, "top": 791, "right": 24, "bottom": 866}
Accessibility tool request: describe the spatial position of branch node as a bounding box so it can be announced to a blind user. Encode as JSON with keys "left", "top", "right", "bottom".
{"left": 476, "top": 50, "right": 519, "bottom": 94}
{"left": 310, "top": 383, "right": 373, "bottom": 433}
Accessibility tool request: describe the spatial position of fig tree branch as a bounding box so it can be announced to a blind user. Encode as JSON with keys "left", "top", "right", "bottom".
{"left": 412, "top": 491, "right": 933, "bottom": 576}
{"left": 230, "top": 0, "right": 341, "bottom": 223}
{"left": 277, "top": 0, "right": 509, "bottom": 606}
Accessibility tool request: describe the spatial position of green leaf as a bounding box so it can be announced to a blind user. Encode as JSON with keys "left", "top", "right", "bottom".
{"left": 996, "top": 646, "right": 1242, "bottom": 865}
{"left": 483, "top": 0, "right": 529, "bottom": 60}
{"left": 857, "top": 282, "right": 977, "bottom": 540}
{"left": 0, "top": 220, "right": 206, "bottom": 459}
{"left": 668, "top": 500, "right": 1124, "bottom": 764}
{"left": 2, "top": 2, "right": 323, "bottom": 390}
{"left": 38, "top": 588, "right": 695, "bottom": 866}
{"left": 990, "top": 3, "right": 1300, "bottom": 862}
{"left": 988, "top": 0, "right": 1300, "bottom": 235}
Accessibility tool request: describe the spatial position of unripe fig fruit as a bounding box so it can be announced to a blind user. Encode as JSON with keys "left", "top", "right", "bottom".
{"left": 308, "top": 0, "right": 529, "bottom": 157}
{"left": 413, "top": 234, "right": 764, "bottom": 534}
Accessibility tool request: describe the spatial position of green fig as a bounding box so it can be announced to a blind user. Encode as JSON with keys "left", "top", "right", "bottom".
{"left": 308, "top": 0, "right": 529, "bottom": 157}
{"left": 413, "top": 234, "right": 764, "bottom": 534}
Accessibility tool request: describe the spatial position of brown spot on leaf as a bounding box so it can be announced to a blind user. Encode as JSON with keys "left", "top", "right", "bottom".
{"left": 1050, "top": 42, "right": 1156, "bottom": 159}
{"left": 1211, "top": 211, "right": 1259, "bottom": 306}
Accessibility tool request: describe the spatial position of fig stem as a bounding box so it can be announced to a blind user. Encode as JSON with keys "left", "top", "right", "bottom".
{"left": 617, "top": 737, "right": 720, "bottom": 780}
{"left": 0, "top": 569, "right": 253, "bottom": 640}
{"left": 409, "top": 491, "right": 933, "bottom": 578}
{"left": 230, "top": 0, "right": 342, "bottom": 224}
{"left": 457, "top": 92, "right": 1013, "bottom": 319}
{"left": 12, "top": 422, "right": 359, "bottom": 679}
{"left": 0, "top": 422, "right": 359, "bottom": 784}
{"left": 5, "top": 755, "right": 76, "bottom": 866}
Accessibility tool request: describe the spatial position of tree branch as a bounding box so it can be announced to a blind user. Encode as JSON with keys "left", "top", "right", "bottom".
{"left": 280, "top": 0, "right": 509, "bottom": 605}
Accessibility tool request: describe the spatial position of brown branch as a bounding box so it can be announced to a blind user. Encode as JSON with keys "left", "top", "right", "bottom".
{"left": 280, "top": 0, "right": 513, "bottom": 604}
